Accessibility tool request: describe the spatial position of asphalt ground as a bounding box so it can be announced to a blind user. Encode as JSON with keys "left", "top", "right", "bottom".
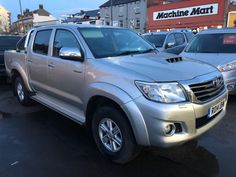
{"left": 0, "top": 81, "right": 235, "bottom": 177}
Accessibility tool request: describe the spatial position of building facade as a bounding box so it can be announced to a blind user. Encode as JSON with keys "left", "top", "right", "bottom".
{"left": 148, "top": 0, "right": 236, "bottom": 31}
{"left": 0, "top": 5, "right": 11, "bottom": 33}
{"left": 12, "top": 4, "right": 58, "bottom": 33}
{"left": 100, "top": 0, "right": 148, "bottom": 33}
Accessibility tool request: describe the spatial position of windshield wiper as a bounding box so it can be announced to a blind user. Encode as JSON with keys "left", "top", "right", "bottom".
{"left": 116, "top": 49, "right": 156, "bottom": 56}
{"left": 139, "top": 48, "right": 157, "bottom": 54}
{"left": 116, "top": 50, "right": 141, "bottom": 56}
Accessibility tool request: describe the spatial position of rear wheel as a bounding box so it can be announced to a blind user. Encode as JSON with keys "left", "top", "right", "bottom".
{"left": 14, "top": 76, "right": 31, "bottom": 106}
{"left": 92, "top": 106, "right": 140, "bottom": 164}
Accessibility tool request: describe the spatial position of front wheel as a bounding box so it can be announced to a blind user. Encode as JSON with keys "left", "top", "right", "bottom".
{"left": 92, "top": 106, "right": 140, "bottom": 164}
{"left": 14, "top": 76, "right": 31, "bottom": 106}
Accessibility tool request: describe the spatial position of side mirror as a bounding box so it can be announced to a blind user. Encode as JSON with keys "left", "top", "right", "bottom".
{"left": 166, "top": 42, "right": 175, "bottom": 49}
{"left": 59, "top": 47, "right": 84, "bottom": 61}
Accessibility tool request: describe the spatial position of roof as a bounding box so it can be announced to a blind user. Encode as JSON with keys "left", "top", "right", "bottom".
{"left": 33, "top": 8, "right": 50, "bottom": 16}
{"left": 199, "top": 28, "right": 236, "bottom": 34}
{"left": 100, "top": 0, "right": 138, "bottom": 8}
{"left": 34, "top": 24, "right": 124, "bottom": 30}
{"left": 75, "top": 10, "right": 99, "bottom": 17}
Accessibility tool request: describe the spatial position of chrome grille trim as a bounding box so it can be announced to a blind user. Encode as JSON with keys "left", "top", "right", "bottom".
{"left": 189, "top": 76, "right": 225, "bottom": 102}
{"left": 179, "top": 72, "right": 226, "bottom": 104}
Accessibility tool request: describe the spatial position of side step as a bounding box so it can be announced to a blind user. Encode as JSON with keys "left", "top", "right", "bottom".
{"left": 31, "top": 92, "right": 86, "bottom": 125}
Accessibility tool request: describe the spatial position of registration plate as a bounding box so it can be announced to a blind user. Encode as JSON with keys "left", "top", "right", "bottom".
{"left": 208, "top": 99, "right": 225, "bottom": 118}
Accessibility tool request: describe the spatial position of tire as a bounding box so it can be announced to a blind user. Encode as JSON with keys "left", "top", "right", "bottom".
{"left": 92, "top": 106, "right": 140, "bottom": 164}
{"left": 14, "top": 76, "right": 31, "bottom": 106}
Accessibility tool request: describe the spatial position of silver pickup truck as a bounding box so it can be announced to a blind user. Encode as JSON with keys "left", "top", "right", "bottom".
{"left": 5, "top": 24, "right": 228, "bottom": 163}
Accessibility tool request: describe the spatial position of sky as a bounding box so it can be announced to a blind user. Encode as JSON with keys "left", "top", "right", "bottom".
{"left": 0, "top": 0, "right": 106, "bottom": 21}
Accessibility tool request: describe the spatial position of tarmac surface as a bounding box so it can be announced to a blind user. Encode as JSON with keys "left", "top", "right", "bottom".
{"left": 0, "top": 81, "right": 236, "bottom": 177}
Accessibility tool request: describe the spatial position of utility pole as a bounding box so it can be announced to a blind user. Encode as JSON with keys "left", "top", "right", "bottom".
{"left": 110, "top": 0, "right": 113, "bottom": 26}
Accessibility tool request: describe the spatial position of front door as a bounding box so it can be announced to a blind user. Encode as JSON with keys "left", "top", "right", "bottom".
{"left": 47, "top": 29, "right": 85, "bottom": 111}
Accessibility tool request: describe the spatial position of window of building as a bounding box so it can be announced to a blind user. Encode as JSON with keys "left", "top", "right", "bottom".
{"left": 119, "top": 5, "right": 124, "bottom": 17}
{"left": 33, "top": 29, "right": 52, "bottom": 55}
{"left": 134, "top": 1, "right": 140, "bottom": 14}
{"left": 105, "top": 7, "right": 109, "bottom": 18}
{"left": 119, "top": 20, "right": 124, "bottom": 27}
{"left": 135, "top": 19, "right": 140, "bottom": 29}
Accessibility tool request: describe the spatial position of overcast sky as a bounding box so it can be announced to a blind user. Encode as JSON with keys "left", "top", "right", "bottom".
{"left": 0, "top": 0, "right": 106, "bottom": 21}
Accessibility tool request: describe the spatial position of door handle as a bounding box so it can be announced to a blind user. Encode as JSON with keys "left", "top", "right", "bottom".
{"left": 27, "top": 59, "right": 33, "bottom": 63}
{"left": 48, "top": 64, "right": 55, "bottom": 69}
{"left": 73, "top": 70, "right": 82, "bottom": 74}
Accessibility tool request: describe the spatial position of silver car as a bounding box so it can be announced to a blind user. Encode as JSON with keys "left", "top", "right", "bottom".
{"left": 181, "top": 28, "right": 236, "bottom": 94}
{"left": 4, "top": 25, "right": 228, "bottom": 163}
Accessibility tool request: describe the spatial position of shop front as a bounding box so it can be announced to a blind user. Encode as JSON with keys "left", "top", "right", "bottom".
{"left": 148, "top": 0, "right": 226, "bottom": 31}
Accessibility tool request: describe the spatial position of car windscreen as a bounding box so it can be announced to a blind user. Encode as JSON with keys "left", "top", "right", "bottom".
{"left": 0, "top": 36, "right": 21, "bottom": 51}
{"left": 78, "top": 28, "right": 155, "bottom": 58}
{"left": 185, "top": 33, "right": 236, "bottom": 53}
{"left": 142, "top": 34, "right": 166, "bottom": 47}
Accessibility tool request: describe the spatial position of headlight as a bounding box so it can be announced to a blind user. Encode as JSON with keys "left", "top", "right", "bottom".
{"left": 219, "top": 62, "right": 236, "bottom": 72}
{"left": 135, "top": 81, "right": 187, "bottom": 103}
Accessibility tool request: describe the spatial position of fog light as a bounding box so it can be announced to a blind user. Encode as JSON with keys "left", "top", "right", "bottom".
{"left": 227, "top": 84, "right": 235, "bottom": 91}
{"left": 163, "top": 124, "right": 176, "bottom": 136}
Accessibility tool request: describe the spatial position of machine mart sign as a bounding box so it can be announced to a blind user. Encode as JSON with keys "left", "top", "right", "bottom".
{"left": 153, "top": 3, "right": 219, "bottom": 21}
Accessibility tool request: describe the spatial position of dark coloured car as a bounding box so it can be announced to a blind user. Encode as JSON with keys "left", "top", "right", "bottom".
{"left": 0, "top": 35, "right": 21, "bottom": 76}
{"left": 142, "top": 29, "right": 194, "bottom": 55}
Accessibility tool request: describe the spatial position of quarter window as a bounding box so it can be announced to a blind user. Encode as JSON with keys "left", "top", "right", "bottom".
{"left": 174, "top": 33, "right": 185, "bottom": 45}
{"left": 53, "top": 29, "right": 81, "bottom": 58}
{"left": 33, "top": 30, "right": 52, "bottom": 55}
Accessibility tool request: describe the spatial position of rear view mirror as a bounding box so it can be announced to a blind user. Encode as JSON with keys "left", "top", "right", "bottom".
{"left": 166, "top": 42, "right": 175, "bottom": 49}
{"left": 59, "top": 47, "right": 84, "bottom": 61}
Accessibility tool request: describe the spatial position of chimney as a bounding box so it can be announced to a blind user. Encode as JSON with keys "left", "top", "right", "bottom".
{"left": 39, "top": 4, "right": 43, "bottom": 9}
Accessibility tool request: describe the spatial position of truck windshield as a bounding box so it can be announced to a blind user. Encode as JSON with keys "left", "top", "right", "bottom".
{"left": 78, "top": 28, "right": 155, "bottom": 58}
{"left": 185, "top": 33, "right": 236, "bottom": 53}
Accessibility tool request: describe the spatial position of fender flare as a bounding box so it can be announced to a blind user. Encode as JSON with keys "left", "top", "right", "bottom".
{"left": 10, "top": 62, "right": 33, "bottom": 92}
{"left": 85, "top": 82, "right": 150, "bottom": 145}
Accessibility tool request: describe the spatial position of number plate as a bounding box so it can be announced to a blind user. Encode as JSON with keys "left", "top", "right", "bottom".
{"left": 208, "top": 99, "right": 225, "bottom": 118}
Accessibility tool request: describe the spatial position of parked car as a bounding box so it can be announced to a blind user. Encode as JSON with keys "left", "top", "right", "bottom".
{"left": 142, "top": 29, "right": 194, "bottom": 55}
{"left": 181, "top": 28, "right": 236, "bottom": 95}
{"left": 5, "top": 25, "right": 227, "bottom": 163}
{"left": 0, "top": 35, "right": 21, "bottom": 76}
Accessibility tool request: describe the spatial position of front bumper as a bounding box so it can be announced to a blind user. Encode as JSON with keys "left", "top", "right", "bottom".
{"left": 131, "top": 90, "right": 228, "bottom": 147}
{"left": 222, "top": 70, "right": 236, "bottom": 95}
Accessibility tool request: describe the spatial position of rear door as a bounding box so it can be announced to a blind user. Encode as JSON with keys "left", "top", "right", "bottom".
{"left": 28, "top": 29, "right": 52, "bottom": 92}
{"left": 47, "top": 28, "right": 85, "bottom": 110}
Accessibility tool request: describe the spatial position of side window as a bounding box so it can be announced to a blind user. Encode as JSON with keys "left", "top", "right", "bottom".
{"left": 174, "top": 33, "right": 185, "bottom": 45}
{"left": 53, "top": 29, "right": 81, "bottom": 58}
{"left": 33, "top": 30, "right": 52, "bottom": 55}
{"left": 166, "top": 34, "right": 176, "bottom": 46}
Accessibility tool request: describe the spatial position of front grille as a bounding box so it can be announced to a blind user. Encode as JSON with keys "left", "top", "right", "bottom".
{"left": 196, "top": 110, "right": 222, "bottom": 129}
{"left": 189, "top": 76, "right": 225, "bottom": 102}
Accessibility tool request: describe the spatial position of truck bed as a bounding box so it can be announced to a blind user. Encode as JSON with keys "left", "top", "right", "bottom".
{"left": 4, "top": 50, "right": 27, "bottom": 78}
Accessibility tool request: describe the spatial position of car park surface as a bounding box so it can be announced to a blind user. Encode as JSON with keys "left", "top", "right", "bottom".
{"left": 0, "top": 82, "right": 235, "bottom": 177}
{"left": 180, "top": 28, "right": 236, "bottom": 94}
